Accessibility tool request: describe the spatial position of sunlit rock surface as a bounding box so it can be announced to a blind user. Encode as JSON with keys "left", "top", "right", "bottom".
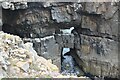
{"left": 0, "top": 31, "right": 60, "bottom": 78}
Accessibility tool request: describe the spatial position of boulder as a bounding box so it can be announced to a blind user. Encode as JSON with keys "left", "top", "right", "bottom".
{"left": 16, "top": 61, "right": 30, "bottom": 72}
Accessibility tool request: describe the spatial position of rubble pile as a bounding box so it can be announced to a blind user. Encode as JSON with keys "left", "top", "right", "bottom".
{"left": 0, "top": 31, "right": 60, "bottom": 78}
{"left": 0, "top": 2, "right": 119, "bottom": 79}
{"left": 0, "top": 31, "right": 90, "bottom": 79}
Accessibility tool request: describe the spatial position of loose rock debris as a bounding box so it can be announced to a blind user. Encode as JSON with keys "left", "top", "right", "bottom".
{"left": 0, "top": 31, "right": 90, "bottom": 79}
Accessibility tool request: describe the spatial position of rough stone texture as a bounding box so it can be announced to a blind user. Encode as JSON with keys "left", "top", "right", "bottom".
{"left": 83, "top": 2, "right": 118, "bottom": 19}
{"left": 73, "top": 2, "right": 119, "bottom": 78}
{"left": 23, "top": 36, "right": 61, "bottom": 70}
{"left": 1, "top": 2, "right": 119, "bottom": 79}
{"left": 0, "top": 31, "right": 90, "bottom": 80}
{"left": 2, "top": 2, "right": 81, "bottom": 37}
{"left": 80, "top": 2, "right": 118, "bottom": 40}
{"left": 2, "top": 2, "right": 80, "bottom": 70}
{"left": 39, "top": 27, "right": 55, "bottom": 37}
{"left": 51, "top": 6, "right": 70, "bottom": 23}
{"left": 55, "top": 34, "right": 74, "bottom": 48}
{"left": 75, "top": 34, "right": 118, "bottom": 78}
{"left": 2, "top": 2, "right": 28, "bottom": 10}
{"left": 2, "top": 3, "right": 51, "bottom": 38}
{"left": 0, "top": 31, "right": 61, "bottom": 78}
{"left": 40, "top": 35, "right": 61, "bottom": 69}
{"left": 50, "top": 3, "right": 81, "bottom": 24}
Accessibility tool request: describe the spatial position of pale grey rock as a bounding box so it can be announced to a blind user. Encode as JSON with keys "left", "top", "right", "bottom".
{"left": 80, "top": 2, "right": 118, "bottom": 39}
{"left": 51, "top": 6, "right": 72, "bottom": 23}
{"left": 55, "top": 34, "right": 74, "bottom": 48}
{"left": 42, "top": 2, "right": 51, "bottom": 7}
{"left": 2, "top": 2, "right": 13, "bottom": 9}
{"left": 73, "top": 3, "right": 82, "bottom": 12}
{"left": 40, "top": 35, "right": 61, "bottom": 69}
{"left": 0, "top": 54, "right": 4, "bottom": 63}
{"left": 2, "top": 2, "right": 28, "bottom": 10}
{"left": 60, "top": 27, "right": 74, "bottom": 34}
{"left": 23, "top": 42, "right": 38, "bottom": 61}
{"left": 16, "top": 61, "right": 29, "bottom": 72}
{"left": 0, "top": 19, "right": 2, "bottom": 27}
{"left": 14, "top": 2, "right": 28, "bottom": 10}
{"left": 0, "top": 66, "right": 7, "bottom": 78}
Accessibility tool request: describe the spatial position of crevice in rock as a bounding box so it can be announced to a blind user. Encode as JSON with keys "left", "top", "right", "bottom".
{"left": 0, "top": 2, "right": 119, "bottom": 79}
{"left": 77, "top": 10, "right": 102, "bottom": 17}
{"left": 61, "top": 47, "right": 83, "bottom": 76}
{"left": 69, "top": 48, "right": 97, "bottom": 80}
{"left": 76, "top": 27, "right": 119, "bottom": 42}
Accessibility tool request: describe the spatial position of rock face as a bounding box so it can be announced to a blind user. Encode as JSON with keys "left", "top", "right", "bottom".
{"left": 0, "top": 31, "right": 90, "bottom": 79}
{"left": 76, "top": 35, "right": 118, "bottom": 77}
{"left": 1, "top": 2, "right": 119, "bottom": 79}
{"left": 80, "top": 2, "right": 118, "bottom": 40}
{"left": 75, "top": 2, "right": 119, "bottom": 78}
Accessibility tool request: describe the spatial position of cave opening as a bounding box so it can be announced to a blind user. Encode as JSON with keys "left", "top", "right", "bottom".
{"left": 2, "top": 8, "right": 26, "bottom": 38}
{"left": 2, "top": 23, "right": 14, "bottom": 34}
{"left": 2, "top": 23, "right": 25, "bottom": 38}
{"left": 61, "top": 47, "right": 82, "bottom": 76}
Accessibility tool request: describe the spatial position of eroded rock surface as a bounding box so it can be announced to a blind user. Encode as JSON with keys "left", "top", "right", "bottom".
{"left": 0, "top": 2, "right": 119, "bottom": 79}
{"left": 0, "top": 31, "right": 60, "bottom": 78}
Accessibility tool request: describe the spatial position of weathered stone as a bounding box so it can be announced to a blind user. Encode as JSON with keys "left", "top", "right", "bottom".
{"left": 80, "top": 2, "right": 118, "bottom": 40}
{"left": 23, "top": 42, "right": 38, "bottom": 61}
{"left": 0, "top": 31, "right": 70, "bottom": 78}
{"left": 51, "top": 6, "right": 72, "bottom": 23}
{"left": 55, "top": 34, "right": 74, "bottom": 48}
{"left": 0, "top": 66, "right": 7, "bottom": 78}
{"left": 42, "top": 2, "right": 51, "bottom": 7}
{"left": 14, "top": 2, "right": 28, "bottom": 10}
{"left": 40, "top": 35, "right": 61, "bottom": 69}
{"left": 83, "top": 2, "right": 118, "bottom": 18}
{"left": 81, "top": 16, "right": 97, "bottom": 32}
{"left": 8, "top": 66, "right": 21, "bottom": 77}
{"left": 0, "top": 54, "right": 5, "bottom": 63}
{"left": 75, "top": 34, "right": 119, "bottom": 78}
{"left": 2, "top": 2, "right": 82, "bottom": 38}
{"left": 40, "top": 27, "right": 55, "bottom": 37}
{"left": 0, "top": 2, "right": 119, "bottom": 79}
{"left": 16, "top": 61, "right": 29, "bottom": 72}
{"left": 23, "top": 37, "right": 61, "bottom": 69}
{"left": 99, "top": 11, "right": 118, "bottom": 37}
{"left": 2, "top": 2, "right": 13, "bottom": 9}
{"left": 81, "top": 45, "right": 90, "bottom": 55}
{"left": 2, "top": 2, "right": 28, "bottom": 10}
{"left": 2, "top": 4, "right": 51, "bottom": 38}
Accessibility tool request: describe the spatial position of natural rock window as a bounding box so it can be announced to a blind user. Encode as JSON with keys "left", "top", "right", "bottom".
{"left": 0, "top": 2, "right": 119, "bottom": 79}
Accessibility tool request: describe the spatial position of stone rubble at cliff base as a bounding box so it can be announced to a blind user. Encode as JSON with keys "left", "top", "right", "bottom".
{"left": 0, "top": 31, "right": 90, "bottom": 79}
